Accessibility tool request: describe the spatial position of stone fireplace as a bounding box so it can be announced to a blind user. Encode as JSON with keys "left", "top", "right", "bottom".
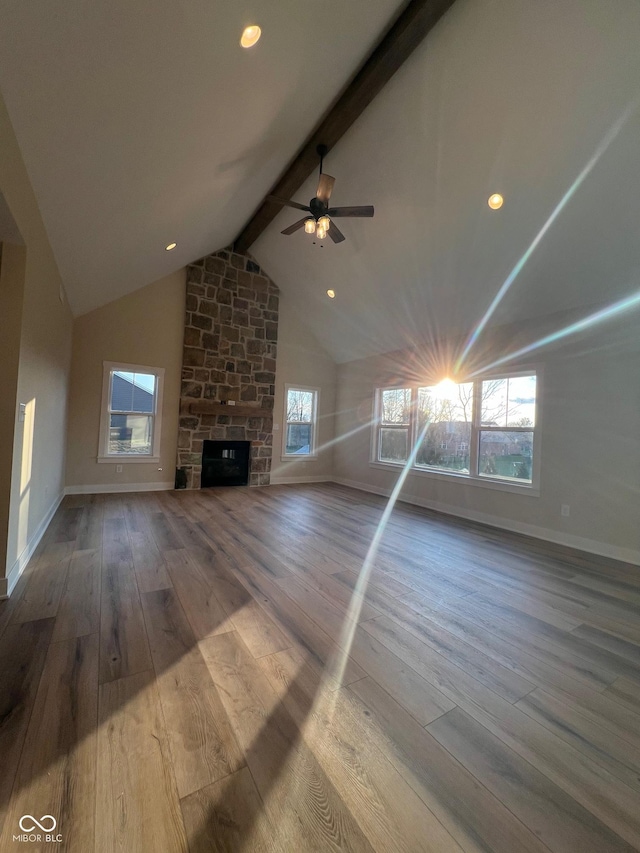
{"left": 177, "top": 247, "right": 279, "bottom": 488}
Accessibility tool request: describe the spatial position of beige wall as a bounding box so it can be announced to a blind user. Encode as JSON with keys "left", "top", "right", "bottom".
{"left": 0, "top": 243, "right": 26, "bottom": 577}
{"left": 66, "top": 270, "right": 186, "bottom": 490}
{"left": 0, "top": 94, "right": 73, "bottom": 592}
{"left": 271, "top": 295, "right": 337, "bottom": 483}
{"left": 334, "top": 311, "right": 640, "bottom": 563}
{"left": 66, "top": 274, "right": 335, "bottom": 491}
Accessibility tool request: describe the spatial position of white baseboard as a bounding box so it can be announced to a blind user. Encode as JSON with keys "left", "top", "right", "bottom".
{"left": 270, "top": 475, "right": 333, "bottom": 485}
{"left": 1, "top": 490, "right": 65, "bottom": 599}
{"left": 64, "top": 481, "right": 174, "bottom": 495}
{"left": 332, "top": 476, "right": 640, "bottom": 567}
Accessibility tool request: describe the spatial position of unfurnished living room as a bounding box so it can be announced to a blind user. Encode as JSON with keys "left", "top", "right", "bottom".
{"left": 1, "top": 1, "right": 640, "bottom": 851}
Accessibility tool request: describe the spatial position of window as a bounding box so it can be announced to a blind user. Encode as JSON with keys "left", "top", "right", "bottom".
{"left": 379, "top": 387, "right": 411, "bottom": 463}
{"left": 478, "top": 374, "right": 536, "bottom": 482}
{"left": 98, "top": 362, "right": 164, "bottom": 462}
{"left": 283, "top": 386, "right": 318, "bottom": 458}
{"left": 415, "top": 381, "right": 473, "bottom": 474}
{"left": 373, "top": 371, "right": 539, "bottom": 490}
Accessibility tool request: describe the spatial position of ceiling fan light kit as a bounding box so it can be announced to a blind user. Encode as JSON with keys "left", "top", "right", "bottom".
{"left": 271, "top": 144, "right": 374, "bottom": 244}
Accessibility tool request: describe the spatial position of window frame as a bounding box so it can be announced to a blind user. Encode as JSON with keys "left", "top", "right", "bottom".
{"left": 371, "top": 367, "right": 541, "bottom": 495}
{"left": 97, "top": 361, "right": 165, "bottom": 463}
{"left": 281, "top": 384, "right": 320, "bottom": 460}
{"left": 374, "top": 385, "right": 413, "bottom": 466}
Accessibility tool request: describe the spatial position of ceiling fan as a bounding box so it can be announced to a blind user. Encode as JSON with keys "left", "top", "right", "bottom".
{"left": 269, "top": 144, "right": 374, "bottom": 244}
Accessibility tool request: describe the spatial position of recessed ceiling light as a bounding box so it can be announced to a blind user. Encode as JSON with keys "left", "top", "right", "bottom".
{"left": 240, "top": 25, "right": 261, "bottom": 48}
{"left": 488, "top": 193, "right": 504, "bottom": 210}
{"left": 165, "top": 242, "right": 177, "bottom": 251}
{"left": 326, "top": 289, "right": 335, "bottom": 299}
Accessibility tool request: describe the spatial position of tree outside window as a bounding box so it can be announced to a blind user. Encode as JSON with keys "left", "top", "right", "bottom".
{"left": 284, "top": 387, "right": 318, "bottom": 456}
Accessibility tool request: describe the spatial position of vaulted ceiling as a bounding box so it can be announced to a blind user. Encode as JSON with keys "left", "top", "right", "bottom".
{"left": 2, "top": 0, "right": 640, "bottom": 363}
{"left": 252, "top": 0, "right": 640, "bottom": 361}
{"left": 0, "top": 0, "right": 405, "bottom": 315}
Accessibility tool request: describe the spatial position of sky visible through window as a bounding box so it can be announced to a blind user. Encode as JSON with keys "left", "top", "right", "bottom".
{"left": 114, "top": 371, "right": 156, "bottom": 395}
{"left": 420, "top": 375, "right": 536, "bottom": 426}
{"left": 481, "top": 375, "right": 536, "bottom": 427}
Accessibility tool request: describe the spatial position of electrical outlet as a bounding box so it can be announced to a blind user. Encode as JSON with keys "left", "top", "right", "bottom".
{"left": 561, "top": 504, "right": 570, "bottom": 517}
{"left": 116, "top": 465, "right": 123, "bottom": 473}
{"left": 273, "top": 423, "right": 280, "bottom": 431}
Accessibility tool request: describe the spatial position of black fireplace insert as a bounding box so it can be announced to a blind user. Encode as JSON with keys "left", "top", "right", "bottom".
{"left": 201, "top": 440, "right": 251, "bottom": 487}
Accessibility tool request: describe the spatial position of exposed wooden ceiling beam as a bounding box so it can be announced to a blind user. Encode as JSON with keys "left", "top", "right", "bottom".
{"left": 233, "top": 0, "right": 456, "bottom": 253}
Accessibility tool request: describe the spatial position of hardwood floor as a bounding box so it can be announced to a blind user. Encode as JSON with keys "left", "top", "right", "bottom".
{"left": 1, "top": 484, "right": 639, "bottom": 852}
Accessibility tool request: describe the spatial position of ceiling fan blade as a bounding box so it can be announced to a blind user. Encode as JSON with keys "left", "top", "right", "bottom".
{"left": 328, "top": 221, "right": 346, "bottom": 243}
{"left": 316, "top": 174, "right": 335, "bottom": 204}
{"left": 327, "top": 205, "right": 374, "bottom": 218}
{"left": 268, "top": 195, "right": 310, "bottom": 212}
{"left": 281, "top": 217, "right": 310, "bottom": 235}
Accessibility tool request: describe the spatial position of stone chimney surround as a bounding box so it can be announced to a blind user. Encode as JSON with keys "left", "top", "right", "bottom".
{"left": 177, "top": 247, "right": 279, "bottom": 488}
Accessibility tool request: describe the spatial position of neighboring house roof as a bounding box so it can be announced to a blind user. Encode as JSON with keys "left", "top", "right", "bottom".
{"left": 111, "top": 373, "right": 154, "bottom": 413}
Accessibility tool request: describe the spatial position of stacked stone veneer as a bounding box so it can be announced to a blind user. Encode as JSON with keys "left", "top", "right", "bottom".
{"left": 177, "top": 247, "right": 279, "bottom": 488}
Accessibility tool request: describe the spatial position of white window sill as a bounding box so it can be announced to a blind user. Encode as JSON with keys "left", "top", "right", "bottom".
{"left": 369, "top": 461, "right": 539, "bottom": 497}
{"left": 97, "top": 456, "right": 161, "bottom": 464}
{"left": 281, "top": 454, "right": 318, "bottom": 462}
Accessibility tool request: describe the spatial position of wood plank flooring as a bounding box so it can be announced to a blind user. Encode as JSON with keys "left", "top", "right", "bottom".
{"left": 0, "top": 483, "right": 639, "bottom": 852}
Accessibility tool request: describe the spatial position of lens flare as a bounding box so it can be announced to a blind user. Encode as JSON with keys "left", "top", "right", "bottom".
{"left": 455, "top": 104, "right": 636, "bottom": 373}
{"left": 282, "top": 417, "right": 375, "bottom": 461}
{"left": 326, "top": 420, "right": 430, "bottom": 692}
{"left": 468, "top": 289, "right": 640, "bottom": 377}
{"left": 432, "top": 378, "right": 458, "bottom": 399}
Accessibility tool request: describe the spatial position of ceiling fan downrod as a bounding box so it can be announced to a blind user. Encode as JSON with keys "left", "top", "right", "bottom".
{"left": 316, "top": 143, "right": 328, "bottom": 176}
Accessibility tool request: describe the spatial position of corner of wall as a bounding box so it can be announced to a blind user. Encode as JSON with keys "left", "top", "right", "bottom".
{"left": 1, "top": 91, "right": 74, "bottom": 586}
